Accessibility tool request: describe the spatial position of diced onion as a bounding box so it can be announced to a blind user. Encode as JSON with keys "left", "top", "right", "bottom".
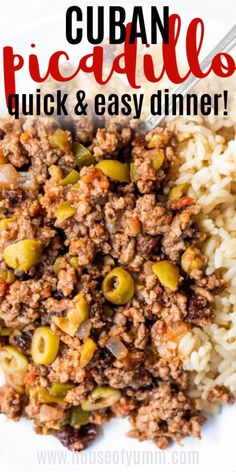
{"left": 77, "top": 320, "right": 91, "bottom": 339}
{"left": 106, "top": 336, "right": 128, "bottom": 360}
{"left": 0, "top": 164, "right": 19, "bottom": 189}
{"left": 19, "top": 172, "right": 38, "bottom": 192}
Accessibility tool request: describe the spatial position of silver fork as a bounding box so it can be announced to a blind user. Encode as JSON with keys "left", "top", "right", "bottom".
{"left": 141, "top": 23, "right": 236, "bottom": 132}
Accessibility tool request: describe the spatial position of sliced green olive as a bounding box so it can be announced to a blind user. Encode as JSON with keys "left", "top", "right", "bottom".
{"left": 130, "top": 163, "right": 136, "bottom": 182}
{"left": 36, "top": 383, "right": 73, "bottom": 404}
{"left": 70, "top": 405, "right": 90, "bottom": 426}
{"left": 48, "top": 165, "right": 63, "bottom": 181}
{"left": 53, "top": 257, "right": 64, "bottom": 275}
{"left": 103, "top": 255, "right": 115, "bottom": 268}
{"left": 145, "top": 149, "right": 165, "bottom": 171}
{"left": 96, "top": 160, "right": 130, "bottom": 183}
{"left": 0, "top": 218, "right": 14, "bottom": 230}
{"left": 147, "top": 134, "right": 163, "bottom": 148}
{"left": 31, "top": 327, "right": 60, "bottom": 365}
{"left": 37, "top": 387, "right": 63, "bottom": 404}
{"left": 69, "top": 257, "right": 79, "bottom": 269}
{"left": 102, "top": 267, "right": 135, "bottom": 305}
{"left": 147, "top": 137, "right": 157, "bottom": 149}
{"left": 81, "top": 387, "right": 121, "bottom": 411}
{"left": 49, "top": 130, "right": 72, "bottom": 154}
{"left": 61, "top": 170, "right": 80, "bottom": 187}
{"left": 0, "top": 346, "right": 28, "bottom": 374}
{"left": 53, "top": 293, "right": 89, "bottom": 336}
{"left": 49, "top": 382, "right": 74, "bottom": 398}
{"left": 0, "top": 327, "right": 13, "bottom": 336}
{"left": 0, "top": 269, "right": 15, "bottom": 284}
{"left": 169, "top": 183, "right": 189, "bottom": 202}
{"left": 80, "top": 338, "right": 97, "bottom": 368}
{"left": 181, "top": 247, "right": 203, "bottom": 273}
{"left": 3, "top": 239, "right": 43, "bottom": 272}
{"left": 54, "top": 202, "right": 76, "bottom": 223}
{"left": 73, "top": 143, "right": 94, "bottom": 168}
{"left": 152, "top": 261, "right": 179, "bottom": 291}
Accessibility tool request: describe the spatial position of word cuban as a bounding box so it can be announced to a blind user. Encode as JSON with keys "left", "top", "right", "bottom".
{"left": 66, "top": 6, "right": 169, "bottom": 44}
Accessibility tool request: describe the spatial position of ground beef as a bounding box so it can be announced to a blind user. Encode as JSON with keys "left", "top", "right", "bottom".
{"left": 0, "top": 385, "right": 23, "bottom": 420}
{"left": 128, "top": 383, "right": 205, "bottom": 447}
{"left": 0, "top": 115, "right": 227, "bottom": 452}
{"left": 136, "top": 194, "right": 172, "bottom": 236}
{"left": 207, "top": 386, "right": 235, "bottom": 404}
{"left": 162, "top": 207, "right": 200, "bottom": 261}
{"left": 91, "top": 120, "right": 131, "bottom": 160}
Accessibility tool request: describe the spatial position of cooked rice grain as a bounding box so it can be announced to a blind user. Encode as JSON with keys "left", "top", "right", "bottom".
{"left": 171, "top": 113, "right": 236, "bottom": 409}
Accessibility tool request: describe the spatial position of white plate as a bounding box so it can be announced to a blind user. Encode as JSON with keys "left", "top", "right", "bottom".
{"left": 0, "top": 4, "right": 235, "bottom": 472}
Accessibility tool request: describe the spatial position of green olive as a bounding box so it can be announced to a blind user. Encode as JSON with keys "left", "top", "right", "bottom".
{"left": 36, "top": 383, "right": 73, "bottom": 404}
{"left": 53, "top": 257, "right": 64, "bottom": 275}
{"left": 48, "top": 165, "right": 63, "bottom": 181}
{"left": 0, "top": 218, "right": 14, "bottom": 230}
{"left": 73, "top": 143, "right": 94, "bottom": 168}
{"left": 169, "top": 183, "right": 189, "bottom": 202}
{"left": 3, "top": 239, "right": 43, "bottom": 272}
{"left": 37, "top": 387, "right": 63, "bottom": 404}
{"left": 147, "top": 134, "right": 165, "bottom": 149}
{"left": 147, "top": 149, "right": 165, "bottom": 170}
{"left": 49, "top": 382, "right": 74, "bottom": 398}
{"left": 61, "top": 170, "right": 80, "bottom": 187}
{"left": 49, "top": 130, "right": 72, "bottom": 154}
{"left": 152, "top": 261, "right": 179, "bottom": 291}
{"left": 54, "top": 202, "right": 76, "bottom": 223}
{"left": 70, "top": 405, "right": 90, "bottom": 426}
{"left": 181, "top": 247, "right": 203, "bottom": 273}
{"left": 69, "top": 257, "right": 79, "bottom": 269}
{"left": 0, "top": 327, "right": 12, "bottom": 336}
{"left": 80, "top": 338, "right": 97, "bottom": 368}
{"left": 102, "top": 267, "right": 135, "bottom": 305}
{"left": 53, "top": 293, "right": 89, "bottom": 336}
{"left": 103, "top": 255, "right": 115, "bottom": 268}
{"left": 81, "top": 387, "right": 121, "bottom": 411}
{"left": 96, "top": 160, "right": 130, "bottom": 183}
{"left": 31, "top": 327, "right": 60, "bottom": 365}
{"left": 0, "top": 269, "right": 15, "bottom": 284}
{"left": 0, "top": 346, "right": 28, "bottom": 374}
{"left": 130, "top": 163, "right": 136, "bottom": 182}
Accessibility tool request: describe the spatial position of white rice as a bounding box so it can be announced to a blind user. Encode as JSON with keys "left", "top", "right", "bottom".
{"left": 167, "top": 104, "right": 236, "bottom": 411}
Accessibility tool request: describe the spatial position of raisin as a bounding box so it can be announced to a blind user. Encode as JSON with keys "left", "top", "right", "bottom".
{"left": 56, "top": 424, "right": 100, "bottom": 451}
{"left": 3, "top": 189, "right": 23, "bottom": 203}
{"left": 11, "top": 331, "right": 32, "bottom": 353}
{"left": 0, "top": 336, "right": 8, "bottom": 347}
{"left": 52, "top": 290, "right": 64, "bottom": 300}
{"left": 186, "top": 297, "right": 212, "bottom": 326}
{"left": 16, "top": 273, "right": 31, "bottom": 281}
{"left": 137, "top": 235, "right": 157, "bottom": 258}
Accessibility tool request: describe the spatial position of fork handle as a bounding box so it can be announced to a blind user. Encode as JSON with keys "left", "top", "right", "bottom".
{"left": 142, "top": 23, "right": 236, "bottom": 131}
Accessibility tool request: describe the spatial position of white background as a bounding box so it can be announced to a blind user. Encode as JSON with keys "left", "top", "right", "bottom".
{"left": 0, "top": 0, "right": 235, "bottom": 32}
{"left": 0, "top": 2, "right": 236, "bottom": 472}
